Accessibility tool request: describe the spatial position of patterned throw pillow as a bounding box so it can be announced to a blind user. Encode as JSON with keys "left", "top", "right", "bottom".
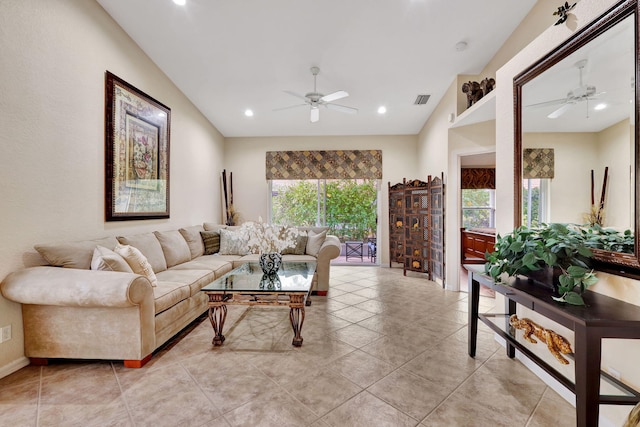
{"left": 114, "top": 244, "right": 158, "bottom": 286}
{"left": 90, "top": 246, "right": 133, "bottom": 273}
{"left": 218, "top": 229, "right": 250, "bottom": 255}
{"left": 200, "top": 231, "right": 221, "bottom": 255}
{"left": 282, "top": 231, "right": 308, "bottom": 255}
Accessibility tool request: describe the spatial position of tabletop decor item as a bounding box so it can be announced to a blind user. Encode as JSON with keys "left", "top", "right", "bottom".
{"left": 238, "top": 218, "right": 303, "bottom": 274}
{"left": 485, "top": 223, "right": 597, "bottom": 306}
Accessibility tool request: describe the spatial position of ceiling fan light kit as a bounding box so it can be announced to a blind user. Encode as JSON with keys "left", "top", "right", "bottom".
{"left": 275, "top": 66, "right": 358, "bottom": 123}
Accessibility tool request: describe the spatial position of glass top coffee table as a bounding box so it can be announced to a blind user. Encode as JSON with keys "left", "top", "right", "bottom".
{"left": 200, "top": 261, "right": 316, "bottom": 347}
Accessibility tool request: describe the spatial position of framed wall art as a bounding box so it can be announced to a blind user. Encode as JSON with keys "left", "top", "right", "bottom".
{"left": 104, "top": 71, "right": 170, "bottom": 221}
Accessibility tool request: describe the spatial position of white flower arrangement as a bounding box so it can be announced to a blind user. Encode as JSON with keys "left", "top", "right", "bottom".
{"left": 239, "top": 218, "right": 303, "bottom": 254}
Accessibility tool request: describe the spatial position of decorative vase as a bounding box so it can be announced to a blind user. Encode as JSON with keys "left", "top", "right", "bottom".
{"left": 259, "top": 252, "right": 282, "bottom": 275}
{"left": 259, "top": 273, "right": 281, "bottom": 290}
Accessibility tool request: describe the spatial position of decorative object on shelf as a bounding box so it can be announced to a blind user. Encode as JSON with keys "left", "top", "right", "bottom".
{"left": 462, "top": 81, "right": 483, "bottom": 108}
{"left": 553, "top": 1, "right": 576, "bottom": 26}
{"left": 485, "top": 223, "right": 598, "bottom": 305}
{"left": 259, "top": 253, "right": 282, "bottom": 275}
{"left": 104, "top": 71, "right": 171, "bottom": 221}
{"left": 584, "top": 167, "right": 608, "bottom": 226}
{"left": 479, "top": 77, "right": 496, "bottom": 97}
{"left": 259, "top": 273, "right": 282, "bottom": 290}
{"left": 509, "top": 315, "right": 573, "bottom": 365}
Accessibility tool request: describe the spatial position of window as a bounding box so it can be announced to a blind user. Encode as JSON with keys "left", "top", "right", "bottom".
{"left": 461, "top": 189, "right": 495, "bottom": 229}
{"left": 522, "top": 178, "right": 549, "bottom": 227}
{"left": 270, "top": 179, "right": 378, "bottom": 242}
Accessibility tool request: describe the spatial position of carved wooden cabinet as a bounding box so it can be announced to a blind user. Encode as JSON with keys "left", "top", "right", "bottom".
{"left": 388, "top": 182, "right": 405, "bottom": 266}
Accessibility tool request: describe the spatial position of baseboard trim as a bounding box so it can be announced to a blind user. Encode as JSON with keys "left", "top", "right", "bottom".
{"left": 0, "top": 356, "right": 30, "bottom": 379}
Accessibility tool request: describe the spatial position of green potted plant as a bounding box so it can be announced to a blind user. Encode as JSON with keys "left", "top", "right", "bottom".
{"left": 484, "top": 223, "right": 598, "bottom": 306}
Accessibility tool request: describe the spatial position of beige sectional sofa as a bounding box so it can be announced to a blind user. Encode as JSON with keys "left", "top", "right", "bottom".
{"left": 0, "top": 223, "right": 340, "bottom": 368}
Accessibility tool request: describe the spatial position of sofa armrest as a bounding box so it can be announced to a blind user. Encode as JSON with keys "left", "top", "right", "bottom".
{"left": 317, "top": 234, "right": 341, "bottom": 263}
{"left": 1, "top": 267, "right": 153, "bottom": 308}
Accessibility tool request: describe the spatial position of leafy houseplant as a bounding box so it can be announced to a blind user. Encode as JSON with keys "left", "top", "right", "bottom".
{"left": 484, "top": 223, "right": 598, "bottom": 306}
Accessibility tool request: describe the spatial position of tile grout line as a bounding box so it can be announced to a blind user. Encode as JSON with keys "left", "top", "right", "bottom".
{"left": 35, "top": 366, "right": 42, "bottom": 427}
{"left": 524, "top": 386, "right": 549, "bottom": 427}
{"left": 110, "top": 361, "right": 136, "bottom": 426}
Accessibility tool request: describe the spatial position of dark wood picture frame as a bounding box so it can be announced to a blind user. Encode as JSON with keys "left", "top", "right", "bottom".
{"left": 105, "top": 71, "right": 170, "bottom": 221}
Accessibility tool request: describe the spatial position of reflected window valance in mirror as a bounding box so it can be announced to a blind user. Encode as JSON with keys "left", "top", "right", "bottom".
{"left": 514, "top": 0, "right": 640, "bottom": 276}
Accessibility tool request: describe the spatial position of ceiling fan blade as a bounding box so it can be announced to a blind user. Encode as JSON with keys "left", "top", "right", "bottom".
{"left": 273, "top": 104, "right": 307, "bottom": 112}
{"left": 326, "top": 103, "right": 358, "bottom": 114}
{"left": 321, "top": 90, "right": 348, "bottom": 103}
{"left": 310, "top": 107, "right": 319, "bottom": 123}
{"left": 526, "top": 98, "right": 568, "bottom": 108}
{"left": 283, "top": 90, "right": 308, "bottom": 101}
{"left": 547, "top": 103, "right": 574, "bottom": 119}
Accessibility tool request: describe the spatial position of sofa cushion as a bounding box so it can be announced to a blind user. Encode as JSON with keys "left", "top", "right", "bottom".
{"left": 155, "top": 269, "right": 214, "bottom": 297}
{"left": 203, "top": 223, "right": 227, "bottom": 232}
{"left": 282, "top": 231, "right": 308, "bottom": 255}
{"left": 35, "top": 236, "right": 119, "bottom": 269}
{"left": 179, "top": 225, "right": 205, "bottom": 259}
{"left": 153, "top": 281, "right": 191, "bottom": 314}
{"left": 219, "top": 229, "right": 250, "bottom": 255}
{"left": 154, "top": 230, "right": 191, "bottom": 268}
{"left": 117, "top": 233, "right": 167, "bottom": 273}
{"left": 200, "top": 231, "right": 220, "bottom": 255}
{"left": 170, "top": 256, "right": 234, "bottom": 278}
{"left": 305, "top": 230, "right": 327, "bottom": 256}
{"left": 114, "top": 244, "right": 158, "bottom": 287}
{"left": 90, "top": 246, "right": 133, "bottom": 272}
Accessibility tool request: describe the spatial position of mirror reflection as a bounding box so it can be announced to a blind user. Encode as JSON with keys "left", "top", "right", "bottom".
{"left": 520, "top": 14, "right": 635, "bottom": 254}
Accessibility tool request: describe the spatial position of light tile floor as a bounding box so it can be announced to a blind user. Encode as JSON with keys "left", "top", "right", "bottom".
{"left": 0, "top": 266, "right": 578, "bottom": 426}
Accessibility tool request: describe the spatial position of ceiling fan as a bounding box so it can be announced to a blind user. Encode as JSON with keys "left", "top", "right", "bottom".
{"left": 527, "top": 59, "right": 603, "bottom": 119}
{"left": 275, "top": 66, "right": 358, "bottom": 123}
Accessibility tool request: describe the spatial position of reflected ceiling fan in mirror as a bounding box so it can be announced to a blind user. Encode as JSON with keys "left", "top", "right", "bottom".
{"left": 527, "top": 59, "right": 603, "bottom": 119}
{"left": 274, "top": 66, "right": 358, "bottom": 123}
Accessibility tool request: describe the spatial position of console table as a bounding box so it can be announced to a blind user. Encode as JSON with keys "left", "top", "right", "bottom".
{"left": 467, "top": 268, "right": 640, "bottom": 427}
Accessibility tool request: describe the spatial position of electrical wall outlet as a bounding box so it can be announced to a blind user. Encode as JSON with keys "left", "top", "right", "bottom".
{"left": 1, "top": 325, "right": 11, "bottom": 343}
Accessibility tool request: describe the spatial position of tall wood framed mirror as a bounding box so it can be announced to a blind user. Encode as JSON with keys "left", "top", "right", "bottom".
{"left": 514, "top": 0, "right": 640, "bottom": 276}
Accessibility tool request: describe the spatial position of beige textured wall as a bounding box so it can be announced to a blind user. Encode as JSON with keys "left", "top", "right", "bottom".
{"left": 0, "top": 0, "right": 225, "bottom": 374}
{"left": 224, "top": 135, "right": 419, "bottom": 265}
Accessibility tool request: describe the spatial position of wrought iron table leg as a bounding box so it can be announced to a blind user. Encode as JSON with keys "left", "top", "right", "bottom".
{"left": 208, "top": 294, "right": 227, "bottom": 346}
{"left": 289, "top": 294, "right": 306, "bottom": 346}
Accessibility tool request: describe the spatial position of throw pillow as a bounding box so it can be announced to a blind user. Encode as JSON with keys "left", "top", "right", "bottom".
{"left": 179, "top": 225, "right": 205, "bottom": 258}
{"left": 114, "top": 244, "right": 158, "bottom": 287}
{"left": 218, "top": 229, "right": 249, "bottom": 255}
{"left": 154, "top": 230, "right": 191, "bottom": 267}
{"left": 305, "top": 230, "right": 327, "bottom": 256}
{"left": 90, "top": 246, "right": 133, "bottom": 273}
{"left": 282, "top": 231, "right": 308, "bottom": 255}
{"left": 200, "top": 231, "right": 221, "bottom": 255}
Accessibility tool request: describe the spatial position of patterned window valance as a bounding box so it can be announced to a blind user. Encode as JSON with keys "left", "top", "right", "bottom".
{"left": 461, "top": 168, "right": 495, "bottom": 189}
{"left": 265, "top": 150, "right": 382, "bottom": 180}
{"left": 523, "top": 148, "right": 554, "bottom": 179}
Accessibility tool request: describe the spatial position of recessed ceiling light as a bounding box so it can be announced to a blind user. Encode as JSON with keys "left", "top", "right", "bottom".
{"left": 173, "top": 0, "right": 186, "bottom": 5}
{"left": 244, "top": 109, "right": 254, "bottom": 117}
{"left": 594, "top": 103, "right": 607, "bottom": 111}
{"left": 377, "top": 106, "right": 387, "bottom": 114}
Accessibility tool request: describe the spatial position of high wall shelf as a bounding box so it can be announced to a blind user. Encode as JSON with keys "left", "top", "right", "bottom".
{"left": 450, "top": 87, "right": 496, "bottom": 128}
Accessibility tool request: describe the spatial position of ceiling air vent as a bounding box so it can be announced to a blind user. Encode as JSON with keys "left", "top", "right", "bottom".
{"left": 414, "top": 94, "right": 430, "bottom": 105}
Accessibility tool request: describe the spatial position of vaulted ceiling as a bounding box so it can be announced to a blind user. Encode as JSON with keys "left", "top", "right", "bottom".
{"left": 97, "top": 0, "right": 537, "bottom": 137}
